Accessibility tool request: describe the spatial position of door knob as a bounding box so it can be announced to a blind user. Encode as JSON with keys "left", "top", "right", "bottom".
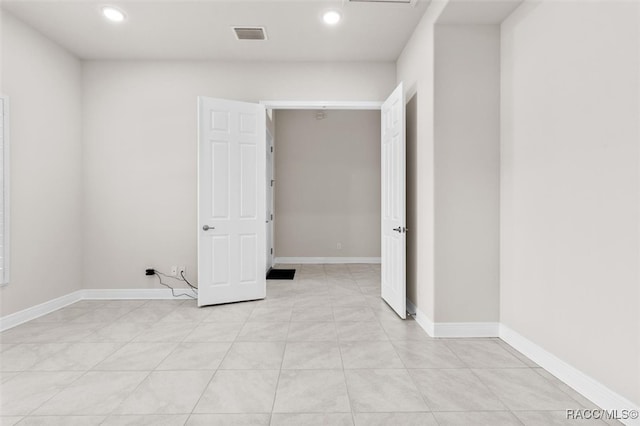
{"left": 393, "top": 227, "right": 402, "bottom": 233}
{"left": 202, "top": 225, "right": 215, "bottom": 231}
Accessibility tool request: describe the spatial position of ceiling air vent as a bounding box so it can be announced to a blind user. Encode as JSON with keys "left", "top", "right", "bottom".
{"left": 232, "top": 27, "right": 267, "bottom": 41}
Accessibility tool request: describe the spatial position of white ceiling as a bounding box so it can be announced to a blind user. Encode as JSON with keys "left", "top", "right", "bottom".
{"left": 437, "top": 0, "right": 524, "bottom": 24}
{"left": 2, "top": 0, "right": 433, "bottom": 61}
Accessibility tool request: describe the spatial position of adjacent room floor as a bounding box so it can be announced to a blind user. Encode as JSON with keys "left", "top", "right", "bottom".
{"left": 0, "top": 264, "right": 617, "bottom": 425}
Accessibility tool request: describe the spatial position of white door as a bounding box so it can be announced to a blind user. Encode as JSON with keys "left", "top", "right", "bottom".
{"left": 381, "top": 82, "right": 407, "bottom": 319}
{"left": 198, "top": 97, "right": 266, "bottom": 307}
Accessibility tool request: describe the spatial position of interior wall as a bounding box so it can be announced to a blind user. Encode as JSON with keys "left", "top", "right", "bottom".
{"left": 396, "top": 0, "right": 449, "bottom": 319}
{"left": 0, "top": 12, "right": 83, "bottom": 316}
{"left": 274, "top": 109, "right": 381, "bottom": 259}
{"left": 81, "top": 61, "right": 395, "bottom": 289}
{"left": 434, "top": 24, "right": 500, "bottom": 322}
{"left": 501, "top": 0, "right": 640, "bottom": 405}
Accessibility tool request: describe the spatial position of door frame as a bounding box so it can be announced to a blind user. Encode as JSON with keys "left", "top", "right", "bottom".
{"left": 261, "top": 101, "right": 382, "bottom": 111}
{"left": 266, "top": 127, "right": 275, "bottom": 272}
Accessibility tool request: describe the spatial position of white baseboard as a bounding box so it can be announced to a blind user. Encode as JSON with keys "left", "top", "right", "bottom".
{"left": 406, "top": 301, "right": 639, "bottom": 425}
{"left": 0, "top": 288, "right": 196, "bottom": 332}
{"left": 500, "top": 324, "right": 640, "bottom": 426}
{"left": 82, "top": 288, "right": 196, "bottom": 300}
{"left": 275, "top": 257, "right": 381, "bottom": 264}
{"left": 0, "top": 290, "right": 83, "bottom": 332}
{"left": 434, "top": 322, "right": 500, "bottom": 338}
{"left": 406, "top": 298, "right": 435, "bottom": 336}
{"left": 406, "top": 298, "right": 499, "bottom": 338}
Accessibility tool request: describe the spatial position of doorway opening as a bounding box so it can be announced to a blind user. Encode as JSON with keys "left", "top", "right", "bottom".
{"left": 198, "top": 88, "right": 406, "bottom": 319}
{"left": 265, "top": 107, "right": 382, "bottom": 271}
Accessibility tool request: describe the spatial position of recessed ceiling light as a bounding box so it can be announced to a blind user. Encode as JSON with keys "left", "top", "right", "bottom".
{"left": 323, "top": 10, "right": 341, "bottom": 25}
{"left": 102, "top": 6, "right": 126, "bottom": 23}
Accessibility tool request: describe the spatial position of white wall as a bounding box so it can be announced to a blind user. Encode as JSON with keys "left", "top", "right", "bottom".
{"left": 274, "top": 109, "right": 381, "bottom": 259}
{"left": 501, "top": 0, "right": 640, "bottom": 405}
{"left": 81, "top": 61, "right": 395, "bottom": 289}
{"left": 396, "top": 0, "right": 449, "bottom": 320}
{"left": 434, "top": 24, "right": 500, "bottom": 322}
{"left": 0, "top": 12, "right": 83, "bottom": 315}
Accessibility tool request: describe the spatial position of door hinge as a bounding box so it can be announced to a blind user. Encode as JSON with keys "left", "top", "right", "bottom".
{"left": 270, "top": 214, "right": 273, "bottom": 220}
{"left": 270, "top": 248, "right": 273, "bottom": 255}
{"left": 270, "top": 146, "right": 273, "bottom": 153}
{"left": 271, "top": 180, "right": 274, "bottom": 187}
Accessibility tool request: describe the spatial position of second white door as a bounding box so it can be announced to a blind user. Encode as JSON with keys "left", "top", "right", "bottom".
{"left": 381, "top": 83, "right": 407, "bottom": 319}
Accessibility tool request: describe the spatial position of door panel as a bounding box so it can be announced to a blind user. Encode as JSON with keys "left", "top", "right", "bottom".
{"left": 240, "top": 144, "right": 258, "bottom": 218}
{"left": 198, "top": 97, "right": 266, "bottom": 306}
{"left": 211, "top": 236, "right": 230, "bottom": 285}
{"left": 381, "top": 82, "right": 407, "bottom": 319}
{"left": 211, "top": 142, "right": 230, "bottom": 218}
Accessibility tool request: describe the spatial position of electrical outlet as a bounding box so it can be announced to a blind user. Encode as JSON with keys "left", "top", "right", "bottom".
{"left": 178, "top": 266, "right": 186, "bottom": 278}
{"left": 170, "top": 266, "right": 178, "bottom": 277}
{"left": 337, "top": 242, "right": 342, "bottom": 250}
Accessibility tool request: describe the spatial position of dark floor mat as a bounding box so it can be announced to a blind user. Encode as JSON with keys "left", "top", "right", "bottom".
{"left": 266, "top": 269, "right": 296, "bottom": 280}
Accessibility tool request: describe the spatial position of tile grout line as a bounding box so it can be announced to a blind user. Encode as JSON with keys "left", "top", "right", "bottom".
{"left": 466, "top": 367, "right": 529, "bottom": 426}
{"left": 180, "top": 297, "right": 255, "bottom": 423}
{"left": 336, "top": 266, "right": 357, "bottom": 425}
{"left": 96, "top": 301, "right": 193, "bottom": 419}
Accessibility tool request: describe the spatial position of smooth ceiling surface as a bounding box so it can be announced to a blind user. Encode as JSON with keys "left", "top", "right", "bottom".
{"left": 436, "top": 0, "right": 524, "bottom": 24}
{"left": 2, "top": 0, "right": 431, "bottom": 61}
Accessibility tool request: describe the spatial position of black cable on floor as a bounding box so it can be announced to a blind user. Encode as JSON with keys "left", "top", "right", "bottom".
{"left": 154, "top": 271, "right": 197, "bottom": 299}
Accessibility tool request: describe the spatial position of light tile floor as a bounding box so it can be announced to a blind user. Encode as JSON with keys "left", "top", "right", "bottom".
{"left": 0, "top": 264, "right": 620, "bottom": 425}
